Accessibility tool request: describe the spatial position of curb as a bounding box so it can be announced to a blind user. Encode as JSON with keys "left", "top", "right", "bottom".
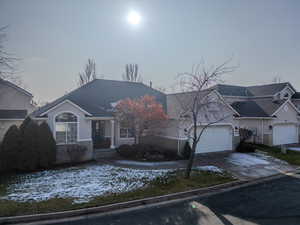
{"left": 0, "top": 169, "right": 299, "bottom": 225}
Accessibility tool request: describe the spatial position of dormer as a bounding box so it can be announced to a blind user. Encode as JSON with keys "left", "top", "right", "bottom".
{"left": 273, "top": 84, "right": 295, "bottom": 101}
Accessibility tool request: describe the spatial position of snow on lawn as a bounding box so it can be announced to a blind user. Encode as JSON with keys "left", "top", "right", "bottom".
{"left": 195, "top": 166, "right": 223, "bottom": 173}
{"left": 0, "top": 164, "right": 170, "bottom": 204}
{"left": 227, "top": 153, "right": 270, "bottom": 167}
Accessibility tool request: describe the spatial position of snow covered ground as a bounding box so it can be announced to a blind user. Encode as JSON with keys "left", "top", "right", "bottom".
{"left": 0, "top": 163, "right": 223, "bottom": 204}
{"left": 226, "top": 152, "right": 293, "bottom": 179}
{"left": 227, "top": 153, "right": 270, "bottom": 167}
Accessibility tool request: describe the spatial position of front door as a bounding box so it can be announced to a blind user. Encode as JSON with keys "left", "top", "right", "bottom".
{"left": 92, "top": 121, "right": 110, "bottom": 148}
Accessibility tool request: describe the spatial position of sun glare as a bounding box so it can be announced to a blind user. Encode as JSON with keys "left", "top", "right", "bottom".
{"left": 127, "top": 10, "right": 141, "bottom": 26}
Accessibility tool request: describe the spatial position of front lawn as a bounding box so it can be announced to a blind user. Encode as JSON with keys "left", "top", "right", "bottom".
{"left": 254, "top": 144, "right": 300, "bottom": 166}
{"left": 0, "top": 164, "right": 234, "bottom": 217}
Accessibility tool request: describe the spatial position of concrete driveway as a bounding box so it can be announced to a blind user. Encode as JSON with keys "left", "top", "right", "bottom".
{"left": 108, "top": 151, "right": 296, "bottom": 181}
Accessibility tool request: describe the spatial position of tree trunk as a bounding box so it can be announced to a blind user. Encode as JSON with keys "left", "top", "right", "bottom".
{"left": 185, "top": 141, "right": 197, "bottom": 179}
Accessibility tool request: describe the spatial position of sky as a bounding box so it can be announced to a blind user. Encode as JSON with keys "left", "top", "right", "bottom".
{"left": 1, "top": 0, "right": 300, "bottom": 102}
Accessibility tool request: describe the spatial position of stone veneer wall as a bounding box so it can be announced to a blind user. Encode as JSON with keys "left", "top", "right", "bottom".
{"left": 55, "top": 140, "right": 94, "bottom": 164}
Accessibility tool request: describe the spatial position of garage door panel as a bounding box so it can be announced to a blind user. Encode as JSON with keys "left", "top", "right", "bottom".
{"left": 195, "top": 126, "right": 232, "bottom": 153}
{"left": 273, "top": 124, "right": 298, "bottom": 146}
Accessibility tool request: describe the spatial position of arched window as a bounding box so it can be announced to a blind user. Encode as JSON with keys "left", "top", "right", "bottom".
{"left": 55, "top": 112, "right": 78, "bottom": 144}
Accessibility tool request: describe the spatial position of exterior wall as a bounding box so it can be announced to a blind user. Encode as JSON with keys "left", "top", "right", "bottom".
{"left": 238, "top": 119, "right": 272, "bottom": 144}
{"left": 42, "top": 101, "right": 93, "bottom": 163}
{"left": 115, "top": 120, "right": 135, "bottom": 147}
{"left": 55, "top": 141, "right": 93, "bottom": 164}
{"left": 46, "top": 101, "right": 92, "bottom": 141}
{"left": 0, "top": 120, "right": 23, "bottom": 141}
{"left": 0, "top": 82, "right": 35, "bottom": 113}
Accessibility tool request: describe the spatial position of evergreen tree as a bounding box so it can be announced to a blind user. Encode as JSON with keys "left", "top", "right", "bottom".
{"left": 0, "top": 125, "right": 21, "bottom": 172}
{"left": 38, "top": 122, "right": 56, "bottom": 168}
{"left": 20, "top": 120, "right": 39, "bottom": 170}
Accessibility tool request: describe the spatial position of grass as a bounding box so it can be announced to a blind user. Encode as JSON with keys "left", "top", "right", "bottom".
{"left": 0, "top": 170, "right": 234, "bottom": 217}
{"left": 253, "top": 144, "right": 300, "bottom": 166}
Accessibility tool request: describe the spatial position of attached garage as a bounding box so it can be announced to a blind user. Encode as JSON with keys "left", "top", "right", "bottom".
{"left": 195, "top": 125, "right": 233, "bottom": 154}
{"left": 273, "top": 124, "right": 298, "bottom": 146}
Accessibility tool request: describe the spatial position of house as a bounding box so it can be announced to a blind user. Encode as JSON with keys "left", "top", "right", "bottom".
{"left": 164, "top": 82, "right": 300, "bottom": 155}
{"left": 0, "top": 78, "right": 35, "bottom": 141}
{"left": 31, "top": 79, "right": 166, "bottom": 163}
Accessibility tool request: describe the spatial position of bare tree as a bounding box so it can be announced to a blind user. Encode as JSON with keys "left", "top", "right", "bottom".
{"left": 175, "top": 60, "right": 236, "bottom": 178}
{"left": 122, "top": 64, "right": 142, "bottom": 82}
{"left": 78, "top": 58, "right": 97, "bottom": 86}
{"left": 272, "top": 76, "right": 282, "bottom": 83}
{"left": 0, "top": 26, "right": 19, "bottom": 83}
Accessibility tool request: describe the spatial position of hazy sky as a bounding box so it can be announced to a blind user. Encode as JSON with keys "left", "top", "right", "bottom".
{"left": 1, "top": 0, "right": 300, "bottom": 102}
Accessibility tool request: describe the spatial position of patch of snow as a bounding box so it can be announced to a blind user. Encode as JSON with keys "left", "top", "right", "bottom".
{"left": 0, "top": 164, "right": 170, "bottom": 204}
{"left": 115, "top": 160, "right": 179, "bottom": 167}
{"left": 288, "top": 147, "right": 300, "bottom": 152}
{"left": 195, "top": 166, "right": 223, "bottom": 173}
{"left": 227, "top": 153, "right": 270, "bottom": 167}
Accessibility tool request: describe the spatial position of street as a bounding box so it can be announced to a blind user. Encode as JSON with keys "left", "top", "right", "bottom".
{"left": 52, "top": 174, "right": 300, "bottom": 225}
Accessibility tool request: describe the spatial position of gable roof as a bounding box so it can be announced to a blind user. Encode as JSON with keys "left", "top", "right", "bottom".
{"left": 0, "top": 78, "right": 33, "bottom": 97}
{"left": 32, "top": 79, "right": 166, "bottom": 118}
{"left": 215, "top": 82, "right": 292, "bottom": 97}
{"left": 231, "top": 99, "right": 286, "bottom": 118}
{"left": 0, "top": 109, "right": 27, "bottom": 119}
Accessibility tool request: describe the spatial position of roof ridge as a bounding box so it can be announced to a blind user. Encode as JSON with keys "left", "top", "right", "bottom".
{"left": 246, "top": 82, "right": 289, "bottom": 88}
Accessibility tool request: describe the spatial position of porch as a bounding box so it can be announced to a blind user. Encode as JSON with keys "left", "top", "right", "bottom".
{"left": 92, "top": 119, "right": 115, "bottom": 149}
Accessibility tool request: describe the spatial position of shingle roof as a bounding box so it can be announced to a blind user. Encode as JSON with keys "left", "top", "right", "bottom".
{"left": 0, "top": 110, "right": 27, "bottom": 119}
{"left": 215, "top": 82, "right": 291, "bottom": 97}
{"left": 231, "top": 99, "right": 285, "bottom": 117}
{"left": 292, "top": 92, "right": 300, "bottom": 99}
{"left": 0, "top": 78, "right": 33, "bottom": 97}
{"left": 32, "top": 79, "right": 166, "bottom": 117}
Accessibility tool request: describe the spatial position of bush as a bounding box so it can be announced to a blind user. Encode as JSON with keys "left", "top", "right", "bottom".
{"left": 20, "top": 120, "right": 40, "bottom": 170}
{"left": 0, "top": 118, "right": 57, "bottom": 173}
{"left": 0, "top": 125, "right": 22, "bottom": 173}
{"left": 236, "top": 142, "right": 256, "bottom": 153}
{"left": 116, "top": 144, "right": 180, "bottom": 161}
{"left": 236, "top": 128, "right": 254, "bottom": 153}
{"left": 66, "top": 144, "right": 87, "bottom": 163}
{"left": 37, "top": 122, "right": 56, "bottom": 168}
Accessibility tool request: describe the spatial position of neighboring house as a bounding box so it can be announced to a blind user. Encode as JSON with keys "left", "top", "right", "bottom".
{"left": 0, "top": 79, "right": 35, "bottom": 141}
{"left": 31, "top": 79, "right": 166, "bottom": 163}
{"left": 165, "top": 82, "right": 300, "bottom": 155}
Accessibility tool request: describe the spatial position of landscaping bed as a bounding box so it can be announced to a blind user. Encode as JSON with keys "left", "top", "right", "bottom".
{"left": 253, "top": 144, "right": 300, "bottom": 166}
{"left": 0, "top": 163, "right": 234, "bottom": 217}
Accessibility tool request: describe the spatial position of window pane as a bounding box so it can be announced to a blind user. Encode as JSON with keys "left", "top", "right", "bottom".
{"left": 67, "top": 123, "right": 77, "bottom": 143}
{"left": 56, "top": 123, "right": 67, "bottom": 144}
{"left": 128, "top": 128, "right": 134, "bottom": 138}
{"left": 120, "top": 128, "right": 128, "bottom": 138}
{"left": 55, "top": 112, "right": 77, "bottom": 122}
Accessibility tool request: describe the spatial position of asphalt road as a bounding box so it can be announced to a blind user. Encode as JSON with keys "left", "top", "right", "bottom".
{"left": 53, "top": 175, "right": 300, "bottom": 225}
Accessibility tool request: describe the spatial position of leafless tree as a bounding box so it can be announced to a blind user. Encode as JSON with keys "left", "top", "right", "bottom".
{"left": 272, "top": 76, "right": 282, "bottom": 83}
{"left": 122, "top": 64, "right": 142, "bottom": 82}
{"left": 0, "top": 26, "right": 19, "bottom": 83}
{"left": 175, "top": 59, "right": 236, "bottom": 178}
{"left": 78, "top": 58, "right": 97, "bottom": 86}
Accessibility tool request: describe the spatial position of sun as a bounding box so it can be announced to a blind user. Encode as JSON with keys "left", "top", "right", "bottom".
{"left": 127, "top": 10, "right": 141, "bottom": 26}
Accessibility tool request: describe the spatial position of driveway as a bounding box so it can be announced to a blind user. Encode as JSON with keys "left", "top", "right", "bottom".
{"left": 50, "top": 173, "right": 300, "bottom": 225}
{"left": 108, "top": 151, "right": 296, "bottom": 180}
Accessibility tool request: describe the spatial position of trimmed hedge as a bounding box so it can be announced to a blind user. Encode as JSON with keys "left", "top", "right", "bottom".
{"left": 0, "top": 118, "right": 56, "bottom": 173}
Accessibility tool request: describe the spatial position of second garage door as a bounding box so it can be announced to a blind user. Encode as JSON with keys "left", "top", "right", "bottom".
{"left": 195, "top": 125, "right": 233, "bottom": 154}
{"left": 273, "top": 124, "right": 298, "bottom": 146}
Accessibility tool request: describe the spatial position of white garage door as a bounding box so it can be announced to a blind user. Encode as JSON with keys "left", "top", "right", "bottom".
{"left": 273, "top": 124, "right": 298, "bottom": 146}
{"left": 195, "top": 125, "right": 233, "bottom": 154}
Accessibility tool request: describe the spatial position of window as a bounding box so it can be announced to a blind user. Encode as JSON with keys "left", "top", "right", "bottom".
{"left": 55, "top": 112, "right": 78, "bottom": 144}
{"left": 119, "top": 123, "right": 134, "bottom": 138}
